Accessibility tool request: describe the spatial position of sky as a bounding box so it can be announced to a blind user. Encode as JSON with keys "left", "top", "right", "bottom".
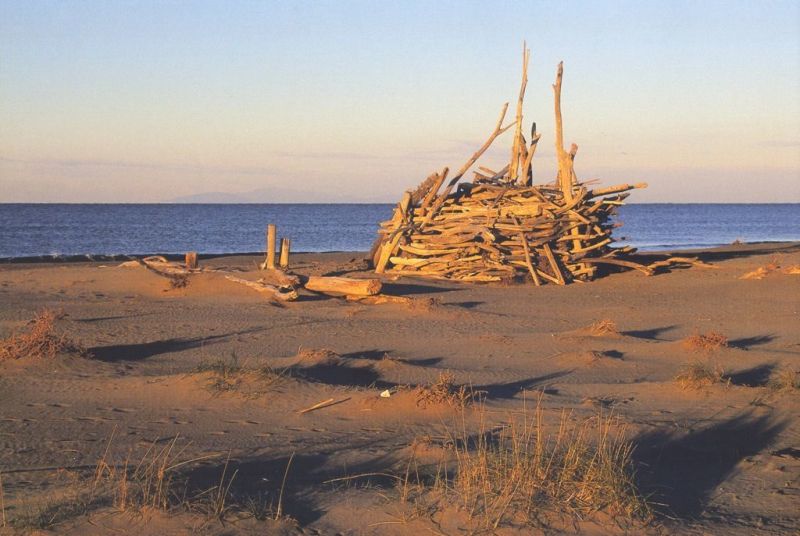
{"left": 1, "top": 0, "right": 799, "bottom": 203}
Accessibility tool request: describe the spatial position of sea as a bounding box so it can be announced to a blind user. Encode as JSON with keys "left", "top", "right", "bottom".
{"left": 0, "top": 203, "right": 798, "bottom": 259}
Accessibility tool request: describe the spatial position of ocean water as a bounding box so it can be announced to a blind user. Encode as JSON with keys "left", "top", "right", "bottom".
{"left": 0, "top": 203, "right": 798, "bottom": 259}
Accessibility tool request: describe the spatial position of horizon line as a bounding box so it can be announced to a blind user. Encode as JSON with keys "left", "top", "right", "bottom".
{"left": 1, "top": 201, "right": 800, "bottom": 205}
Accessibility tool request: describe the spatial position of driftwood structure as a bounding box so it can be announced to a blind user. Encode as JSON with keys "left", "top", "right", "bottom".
{"left": 370, "top": 48, "right": 649, "bottom": 284}
{"left": 123, "top": 255, "right": 383, "bottom": 303}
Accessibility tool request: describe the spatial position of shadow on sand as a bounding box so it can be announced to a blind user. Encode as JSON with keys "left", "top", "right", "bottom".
{"left": 90, "top": 327, "right": 266, "bottom": 362}
{"left": 631, "top": 242, "right": 800, "bottom": 265}
{"left": 474, "top": 370, "right": 572, "bottom": 399}
{"left": 725, "top": 363, "right": 777, "bottom": 387}
{"left": 178, "top": 437, "right": 412, "bottom": 525}
{"left": 633, "top": 411, "right": 787, "bottom": 519}
{"left": 729, "top": 334, "right": 777, "bottom": 350}
{"left": 622, "top": 325, "right": 678, "bottom": 341}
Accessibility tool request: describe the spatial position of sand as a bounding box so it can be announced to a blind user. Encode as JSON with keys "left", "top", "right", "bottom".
{"left": 0, "top": 243, "right": 798, "bottom": 535}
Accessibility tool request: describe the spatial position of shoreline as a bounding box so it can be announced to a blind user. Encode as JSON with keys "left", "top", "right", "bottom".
{"left": 1, "top": 240, "right": 798, "bottom": 265}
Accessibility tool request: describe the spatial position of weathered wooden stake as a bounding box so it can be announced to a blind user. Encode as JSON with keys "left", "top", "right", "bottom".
{"left": 279, "top": 238, "right": 290, "bottom": 269}
{"left": 553, "top": 62, "right": 573, "bottom": 200}
{"left": 185, "top": 251, "right": 198, "bottom": 270}
{"left": 266, "top": 224, "right": 277, "bottom": 270}
{"left": 509, "top": 43, "right": 530, "bottom": 183}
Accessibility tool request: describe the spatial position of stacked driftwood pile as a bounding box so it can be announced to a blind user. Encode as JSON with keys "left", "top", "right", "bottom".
{"left": 370, "top": 48, "right": 651, "bottom": 284}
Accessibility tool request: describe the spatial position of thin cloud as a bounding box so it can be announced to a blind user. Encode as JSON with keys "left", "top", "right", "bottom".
{"left": 267, "top": 150, "right": 389, "bottom": 160}
{"left": 0, "top": 156, "right": 283, "bottom": 176}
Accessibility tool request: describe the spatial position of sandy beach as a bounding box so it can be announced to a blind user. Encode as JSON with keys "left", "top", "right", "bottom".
{"left": 0, "top": 242, "right": 797, "bottom": 535}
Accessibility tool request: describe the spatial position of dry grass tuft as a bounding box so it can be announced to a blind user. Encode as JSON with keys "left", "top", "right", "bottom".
{"left": 740, "top": 266, "right": 773, "bottom": 280}
{"left": 0, "top": 309, "right": 88, "bottom": 360}
{"left": 398, "top": 401, "right": 649, "bottom": 530}
{"left": 768, "top": 368, "right": 799, "bottom": 393}
{"left": 195, "top": 354, "right": 287, "bottom": 396}
{"left": 740, "top": 257, "right": 782, "bottom": 280}
{"left": 586, "top": 319, "right": 620, "bottom": 337}
{"left": 168, "top": 273, "right": 189, "bottom": 289}
{"left": 4, "top": 432, "right": 296, "bottom": 530}
{"left": 295, "top": 347, "right": 341, "bottom": 367}
{"left": 92, "top": 434, "right": 188, "bottom": 511}
{"left": 91, "top": 434, "right": 295, "bottom": 523}
{"left": 682, "top": 331, "right": 728, "bottom": 353}
{"left": 409, "top": 296, "right": 441, "bottom": 312}
{"left": 196, "top": 355, "right": 245, "bottom": 393}
{"left": 559, "top": 319, "right": 621, "bottom": 339}
{"left": 674, "top": 361, "right": 727, "bottom": 389}
{"left": 93, "top": 435, "right": 294, "bottom": 523}
{"left": 414, "top": 371, "right": 475, "bottom": 408}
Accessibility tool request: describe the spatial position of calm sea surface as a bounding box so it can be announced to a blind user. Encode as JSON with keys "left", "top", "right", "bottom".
{"left": 0, "top": 204, "right": 798, "bottom": 259}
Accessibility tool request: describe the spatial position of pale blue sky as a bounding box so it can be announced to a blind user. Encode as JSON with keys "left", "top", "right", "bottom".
{"left": 1, "top": 0, "right": 798, "bottom": 202}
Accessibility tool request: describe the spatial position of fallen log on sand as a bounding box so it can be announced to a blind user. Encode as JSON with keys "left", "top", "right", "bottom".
{"left": 345, "top": 294, "right": 412, "bottom": 305}
{"left": 224, "top": 275, "right": 299, "bottom": 301}
{"left": 303, "top": 276, "right": 382, "bottom": 296}
{"left": 260, "top": 269, "right": 302, "bottom": 288}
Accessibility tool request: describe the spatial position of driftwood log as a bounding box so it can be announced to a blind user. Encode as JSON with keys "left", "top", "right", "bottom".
{"left": 260, "top": 269, "right": 301, "bottom": 288}
{"left": 303, "top": 276, "right": 382, "bottom": 296}
{"left": 224, "top": 275, "right": 298, "bottom": 301}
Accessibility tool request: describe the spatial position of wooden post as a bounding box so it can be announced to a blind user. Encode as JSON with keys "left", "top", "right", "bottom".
{"left": 553, "top": 62, "right": 589, "bottom": 279}
{"left": 266, "top": 224, "right": 277, "bottom": 270}
{"left": 279, "top": 238, "right": 290, "bottom": 269}
{"left": 520, "top": 122, "right": 541, "bottom": 186}
{"left": 509, "top": 43, "right": 530, "bottom": 183}
{"left": 553, "top": 62, "right": 573, "bottom": 200}
{"left": 185, "top": 251, "right": 198, "bottom": 270}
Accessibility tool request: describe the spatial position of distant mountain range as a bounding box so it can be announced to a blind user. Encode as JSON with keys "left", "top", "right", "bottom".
{"left": 167, "top": 187, "right": 383, "bottom": 203}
